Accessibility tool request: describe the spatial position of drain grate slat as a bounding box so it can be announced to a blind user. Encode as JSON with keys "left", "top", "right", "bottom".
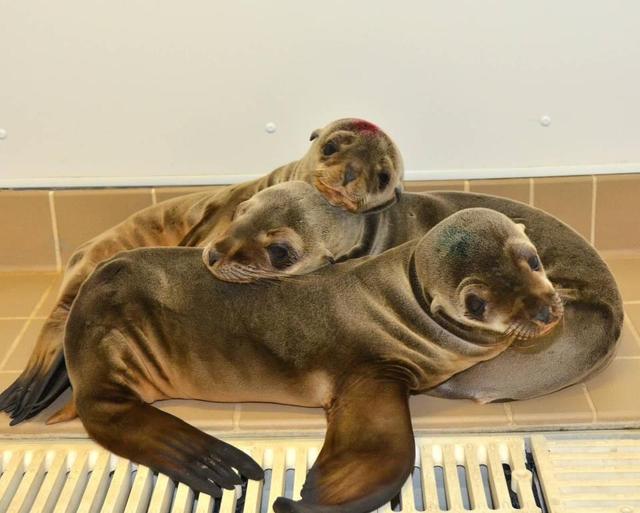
{"left": 124, "top": 465, "right": 153, "bottom": 513}
{"left": 418, "top": 445, "right": 441, "bottom": 511}
{"left": 8, "top": 449, "right": 46, "bottom": 513}
{"left": 443, "top": 445, "right": 464, "bottom": 510}
{"left": 148, "top": 473, "right": 174, "bottom": 513}
{"left": 462, "top": 444, "right": 486, "bottom": 510}
{"left": 101, "top": 457, "right": 132, "bottom": 513}
{"left": 171, "top": 482, "right": 194, "bottom": 513}
{"left": 31, "top": 451, "right": 68, "bottom": 513}
{"left": 488, "top": 443, "right": 514, "bottom": 510}
{"left": 0, "top": 449, "right": 25, "bottom": 512}
{"left": 79, "top": 451, "right": 111, "bottom": 513}
{"left": 54, "top": 449, "right": 91, "bottom": 513}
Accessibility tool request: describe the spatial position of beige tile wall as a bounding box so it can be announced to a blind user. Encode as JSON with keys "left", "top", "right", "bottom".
{"left": 1, "top": 174, "right": 639, "bottom": 270}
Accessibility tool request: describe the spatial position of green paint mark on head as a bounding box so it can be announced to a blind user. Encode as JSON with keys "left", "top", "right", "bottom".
{"left": 438, "top": 226, "right": 474, "bottom": 260}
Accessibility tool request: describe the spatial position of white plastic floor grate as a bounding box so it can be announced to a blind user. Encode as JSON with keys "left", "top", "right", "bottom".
{"left": 0, "top": 436, "right": 541, "bottom": 513}
{"left": 532, "top": 433, "right": 640, "bottom": 513}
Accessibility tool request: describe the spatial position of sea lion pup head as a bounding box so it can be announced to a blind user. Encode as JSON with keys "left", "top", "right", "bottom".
{"left": 202, "top": 182, "right": 354, "bottom": 283}
{"left": 416, "top": 208, "right": 564, "bottom": 341}
{"left": 308, "top": 118, "right": 404, "bottom": 213}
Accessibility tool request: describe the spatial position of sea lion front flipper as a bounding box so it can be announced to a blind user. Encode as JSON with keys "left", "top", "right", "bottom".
{"left": 273, "top": 378, "right": 414, "bottom": 513}
{"left": 78, "top": 399, "right": 264, "bottom": 497}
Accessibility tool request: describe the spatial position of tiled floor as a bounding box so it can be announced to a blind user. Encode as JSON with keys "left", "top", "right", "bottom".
{"left": 1, "top": 254, "right": 639, "bottom": 438}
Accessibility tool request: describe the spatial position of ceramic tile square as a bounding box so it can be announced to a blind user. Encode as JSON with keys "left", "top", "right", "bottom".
{"left": 626, "top": 305, "right": 640, "bottom": 335}
{"left": 1, "top": 318, "right": 46, "bottom": 372}
{"left": 595, "top": 175, "right": 640, "bottom": 251}
{"left": 615, "top": 320, "right": 640, "bottom": 357}
{"left": 585, "top": 358, "right": 640, "bottom": 422}
{"left": 404, "top": 180, "right": 465, "bottom": 193}
{"left": 54, "top": 189, "right": 152, "bottom": 265}
{"left": 533, "top": 176, "right": 593, "bottom": 241}
{"left": 0, "top": 272, "right": 56, "bottom": 317}
{"left": 509, "top": 384, "right": 594, "bottom": 426}
{"left": 410, "top": 395, "right": 509, "bottom": 429}
{"left": 0, "top": 191, "right": 57, "bottom": 270}
{"left": 34, "top": 273, "right": 63, "bottom": 317}
{"left": 154, "top": 186, "right": 223, "bottom": 203}
{"left": 468, "top": 179, "right": 530, "bottom": 204}
{"left": 238, "top": 403, "right": 326, "bottom": 431}
{"left": 0, "top": 320, "right": 27, "bottom": 366}
{"left": 603, "top": 256, "right": 640, "bottom": 301}
{"left": 155, "top": 399, "right": 235, "bottom": 431}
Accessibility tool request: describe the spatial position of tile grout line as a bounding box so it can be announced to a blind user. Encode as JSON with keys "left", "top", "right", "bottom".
{"left": 150, "top": 188, "right": 157, "bottom": 205}
{"left": 48, "top": 191, "right": 62, "bottom": 272}
{"left": 625, "top": 314, "right": 640, "bottom": 348}
{"left": 590, "top": 175, "right": 597, "bottom": 246}
{"left": 0, "top": 279, "right": 55, "bottom": 370}
{"left": 625, "top": 300, "right": 640, "bottom": 305}
{"left": 0, "top": 317, "right": 46, "bottom": 321}
{"left": 580, "top": 383, "right": 598, "bottom": 423}
{"left": 528, "top": 178, "right": 534, "bottom": 206}
{"left": 232, "top": 404, "right": 241, "bottom": 432}
{"left": 502, "top": 403, "right": 514, "bottom": 426}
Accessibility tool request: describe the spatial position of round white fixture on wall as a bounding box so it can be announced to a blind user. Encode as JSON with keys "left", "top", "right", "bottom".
{"left": 539, "top": 115, "right": 551, "bottom": 127}
{"left": 265, "top": 122, "right": 277, "bottom": 134}
{"left": 0, "top": 128, "right": 7, "bottom": 139}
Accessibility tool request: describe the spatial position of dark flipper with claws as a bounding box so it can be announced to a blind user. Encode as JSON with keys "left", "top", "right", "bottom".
{"left": 77, "top": 397, "right": 263, "bottom": 497}
{"left": 274, "top": 377, "right": 415, "bottom": 513}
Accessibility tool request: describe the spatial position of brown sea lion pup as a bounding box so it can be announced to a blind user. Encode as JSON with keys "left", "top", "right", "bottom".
{"left": 22, "top": 208, "right": 561, "bottom": 512}
{"left": 202, "top": 181, "right": 623, "bottom": 401}
{"left": 0, "top": 118, "right": 403, "bottom": 425}
{"left": 56, "top": 208, "right": 560, "bottom": 512}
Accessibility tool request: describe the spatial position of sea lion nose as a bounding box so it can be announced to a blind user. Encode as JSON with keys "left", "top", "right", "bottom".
{"left": 206, "top": 248, "right": 221, "bottom": 267}
{"left": 534, "top": 305, "right": 552, "bottom": 325}
{"left": 342, "top": 164, "right": 358, "bottom": 186}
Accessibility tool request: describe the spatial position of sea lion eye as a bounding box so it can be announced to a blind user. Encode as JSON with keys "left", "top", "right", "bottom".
{"left": 267, "top": 244, "right": 294, "bottom": 269}
{"left": 378, "top": 172, "right": 391, "bottom": 189}
{"left": 528, "top": 255, "right": 541, "bottom": 271}
{"left": 322, "top": 141, "right": 338, "bottom": 156}
{"left": 465, "top": 294, "right": 486, "bottom": 319}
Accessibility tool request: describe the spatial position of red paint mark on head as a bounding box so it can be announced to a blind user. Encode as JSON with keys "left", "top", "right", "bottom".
{"left": 350, "top": 119, "right": 380, "bottom": 134}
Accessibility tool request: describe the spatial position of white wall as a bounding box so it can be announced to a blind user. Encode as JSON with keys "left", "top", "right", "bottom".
{"left": 1, "top": 0, "right": 639, "bottom": 188}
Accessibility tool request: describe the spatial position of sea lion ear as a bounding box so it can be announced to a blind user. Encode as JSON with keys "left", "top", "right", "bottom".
{"left": 309, "top": 129, "right": 321, "bottom": 141}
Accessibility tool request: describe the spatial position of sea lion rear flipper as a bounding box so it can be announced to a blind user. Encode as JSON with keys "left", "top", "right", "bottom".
{"left": 78, "top": 399, "right": 263, "bottom": 497}
{"left": 0, "top": 345, "right": 71, "bottom": 425}
{"left": 273, "top": 378, "right": 414, "bottom": 513}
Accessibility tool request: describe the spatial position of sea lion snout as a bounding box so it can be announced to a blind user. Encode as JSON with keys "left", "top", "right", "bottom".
{"left": 515, "top": 290, "right": 564, "bottom": 335}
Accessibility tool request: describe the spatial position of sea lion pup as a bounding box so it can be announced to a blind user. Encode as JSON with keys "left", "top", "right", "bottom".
{"left": 202, "top": 181, "right": 623, "bottom": 401}
{"left": 58, "top": 208, "right": 559, "bottom": 512}
{"left": 0, "top": 118, "right": 403, "bottom": 425}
